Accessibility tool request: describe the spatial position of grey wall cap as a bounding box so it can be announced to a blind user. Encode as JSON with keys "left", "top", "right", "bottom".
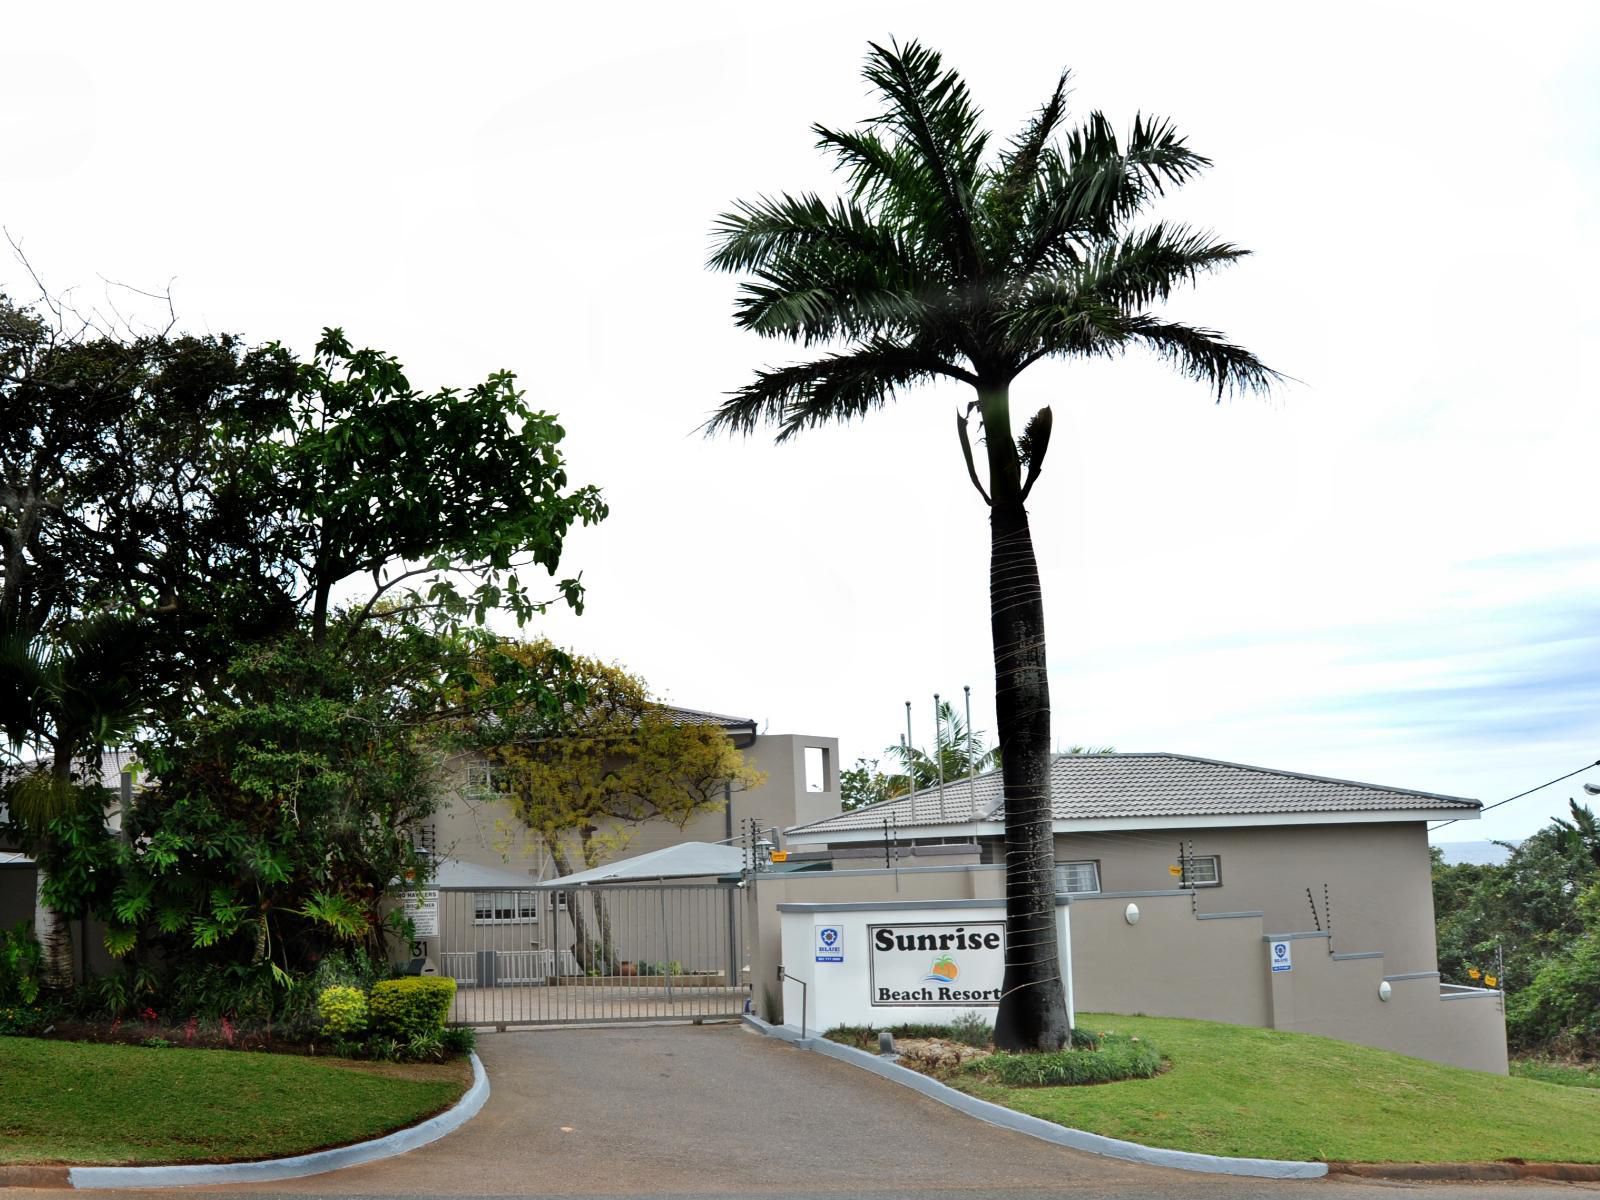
{"left": 1075, "top": 889, "right": 1194, "bottom": 900}
{"left": 1382, "top": 970, "right": 1441, "bottom": 983}
{"left": 69, "top": 1052, "right": 489, "bottom": 1189}
{"left": 1261, "top": 931, "right": 1332, "bottom": 943}
{"left": 809, "top": 863, "right": 1005, "bottom": 879}
{"left": 1331, "top": 951, "right": 1385, "bottom": 961}
{"left": 741, "top": 1015, "right": 1326, "bottom": 1180}
{"left": 1195, "top": 910, "right": 1265, "bottom": 921}
{"left": 1441, "top": 988, "right": 1504, "bottom": 1002}
{"left": 777, "top": 896, "right": 1070, "bottom": 914}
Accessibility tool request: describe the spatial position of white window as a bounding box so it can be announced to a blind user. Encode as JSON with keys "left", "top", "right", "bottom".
{"left": 473, "top": 891, "right": 538, "bottom": 924}
{"left": 1054, "top": 861, "right": 1101, "bottom": 894}
{"left": 464, "top": 761, "right": 510, "bottom": 799}
{"left": 1179, "top": 854, "right": 1221, "bottom": 887}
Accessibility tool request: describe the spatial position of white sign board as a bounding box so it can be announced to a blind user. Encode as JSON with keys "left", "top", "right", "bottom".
{"left": 1269, "top": 939, "right": 1293, "bottom": 973}
{"left": 404, "top": 889, "right": 439, "bottom": 938}
{"left": 815, "top": 923, "right": 844, "bottom": 963}
{"left": 868, "top": 921, "right": 1005, "bottom": 1006}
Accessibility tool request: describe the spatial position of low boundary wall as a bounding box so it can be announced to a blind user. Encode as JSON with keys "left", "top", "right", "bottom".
{"left": 754, "top": 866, "right": 1506, "bottom": 1073}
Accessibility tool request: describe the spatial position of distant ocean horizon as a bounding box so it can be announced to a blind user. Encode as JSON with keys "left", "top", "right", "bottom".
{"left": 1433, "top": 839, "right": 1519, "bottom": 866}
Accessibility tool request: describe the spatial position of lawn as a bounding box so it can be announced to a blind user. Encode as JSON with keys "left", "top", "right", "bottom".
{"left": 0, "top": 1037, "right": 470, "bottom": 1165}
{"left": 1511, "top": 1059, "right": 1600, "bottom": 1089}
{"left": 952, "top": 1014, "right": 1600, "bottom": 1164}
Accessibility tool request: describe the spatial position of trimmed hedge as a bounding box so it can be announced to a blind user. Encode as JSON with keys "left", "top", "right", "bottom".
{"left": 964, "top": 1034, "right": 1162, "bottom": 1086}
{"left": 369, "top": 976, "right": 456, "bottom": 1042}
{"left": 317, "top": 985, "right": 368, "bottom": 1035}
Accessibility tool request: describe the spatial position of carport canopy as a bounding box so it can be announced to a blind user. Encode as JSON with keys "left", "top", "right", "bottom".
{"left": 532, "top": 841, "right": 746, "bottom": 886}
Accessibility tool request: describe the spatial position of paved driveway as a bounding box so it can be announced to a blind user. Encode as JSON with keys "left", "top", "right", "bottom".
{"left": 58, "top": 1024, "right": 1600, "bottom": 1199}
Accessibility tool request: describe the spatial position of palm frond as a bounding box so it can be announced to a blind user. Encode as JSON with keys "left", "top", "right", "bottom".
{"left": 1122, "top": 316, "right": 1282, "bottom": 398}
{"left": 707, "top": 193, "right": 921, "bottom": 277}
{"left": 860, "top": 40, "right": 988, "bottom": 278}
{"left": 983, "top": 70, "right": 1071, "bottom": 256}
{"left": 1080, "top": 223, "right": 1250, "bottom": 309}
{"left": 702, "top": 339, "right": 961, "bottom": 443}
{"left": 1023, "top": 112, "right": 1211, "bottom": 268}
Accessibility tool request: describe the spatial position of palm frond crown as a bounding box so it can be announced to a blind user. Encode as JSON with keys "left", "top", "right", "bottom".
{"left": 706, "top": 39, "right": 1278, "bottom": 439}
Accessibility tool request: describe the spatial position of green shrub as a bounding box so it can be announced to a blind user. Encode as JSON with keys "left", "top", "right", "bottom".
{"left": 1507, "top": 932, "right": 1600, "bottom": 1056}
{"left": 0, "top": 922, "right": 43, "bottom": 1007}
{"left": 440, "top": 1026, "right": 477, "bottom": 1056}
{"left": 317, "top": 985, "right": 369, "bottom": 1036}
{"left": 823, "top": 1025, "right": 877, "bottom": 1049}
{"left": 949, "top": 1011, "right": 992, "bottom": 1048}
{"left": 369, "top": 976, "right": 456, "bottom": 1043}
{"left": 886, "top": 1022, "right": 955, "bottom": 1040}
{"left": 965, "top": 1034, "right": 1162, "bottom": 1087}
{"left": 1069, "top": 1026, "right": 1100, "bottom": 1050}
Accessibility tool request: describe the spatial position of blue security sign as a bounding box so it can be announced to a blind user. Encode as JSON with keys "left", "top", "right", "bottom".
{"left": 1270, "top": 940, "right": 1293, "bottom": 973}
{"left": 815, "top": 924, "right": 844, "bottom": 963}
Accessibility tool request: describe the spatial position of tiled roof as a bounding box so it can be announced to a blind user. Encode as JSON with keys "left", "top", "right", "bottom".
{"left": 661, "top": 705, "right": 756, "bottom": 732}
{"left": 789, "top": 752, "right": 1479, "bottom": 836}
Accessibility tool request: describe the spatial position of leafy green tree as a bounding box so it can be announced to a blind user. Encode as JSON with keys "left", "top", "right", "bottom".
{"left": 280, "top": 330, "right": 607, "bottom": 643}
{"left": 2, "top": 288, "right": 606, "bottom": 993}
{"left": 1433, "top": 825, "right": 1598, "bottom": 997}
{"left": 707, "top": 42, "right": 1275, "bottom": 1048}
{"left": 840, "top": 757, "right": 899, "bottom": 811}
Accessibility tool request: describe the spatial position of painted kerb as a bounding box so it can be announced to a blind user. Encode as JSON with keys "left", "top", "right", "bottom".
{"left": 744, "top": 1016, "right": 1327, "bottom": 1180}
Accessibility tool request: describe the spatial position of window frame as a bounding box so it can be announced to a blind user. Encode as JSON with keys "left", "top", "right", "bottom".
{"left": 1179, "top": 854, "right": 1222, "bottom": 888}
{"left": 1053, "top": 860, "right": 1102, "bottom": 895}
{"left": 472, "top": 890, "right": 539, "bottom": 925}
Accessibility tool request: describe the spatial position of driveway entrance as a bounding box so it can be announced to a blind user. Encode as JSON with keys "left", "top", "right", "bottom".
{"left": 58, "top": 1026, "right": 1600, "bottom": 1199}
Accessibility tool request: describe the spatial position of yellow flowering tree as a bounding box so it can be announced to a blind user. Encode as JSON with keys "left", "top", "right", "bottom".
{"left": 480, "top": 641, "right": 764, "bottom": 971}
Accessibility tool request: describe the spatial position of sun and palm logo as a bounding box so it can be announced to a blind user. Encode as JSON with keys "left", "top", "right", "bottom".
{"left": 923, "top": 955, "right": 959, "bottom": 985}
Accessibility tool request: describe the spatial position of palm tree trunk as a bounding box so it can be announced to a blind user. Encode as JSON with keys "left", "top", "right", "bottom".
{"left": 981, "top": 382, "right": 1071, "bottom": 1052}
{"left": 33, "top": 859, "right": 74, "bottom": 991}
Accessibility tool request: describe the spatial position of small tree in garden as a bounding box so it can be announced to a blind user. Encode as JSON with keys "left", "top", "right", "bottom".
{"left": 708, "top": 41, "right": 1277, "bottom": 1048}
{"left": 478, "top": 640, "right": 764, "bottom": 972}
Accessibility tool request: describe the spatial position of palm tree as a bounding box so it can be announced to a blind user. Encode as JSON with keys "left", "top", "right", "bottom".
{"left": 707, "top": 41, "right": 1277, "bottom": 1049}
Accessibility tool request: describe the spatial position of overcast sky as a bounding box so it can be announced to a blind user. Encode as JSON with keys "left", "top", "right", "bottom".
{"left": 5, "top": 2, "right": 1598, "bottom": 842}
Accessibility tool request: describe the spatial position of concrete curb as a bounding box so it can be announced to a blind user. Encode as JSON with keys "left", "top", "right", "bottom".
{"left": 1328, "top": 1161, "right": 1600, "bottom": 1182}
{"left": 55, "top": 1052, "right": 489, "bottom": 1190}
{"left": 742, "top": 1016, "right": 1327, "bottom": 1180}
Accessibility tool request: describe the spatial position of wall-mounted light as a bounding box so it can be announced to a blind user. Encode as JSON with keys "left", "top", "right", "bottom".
{"left": 1378, "top": 980, "right": 1392, "bottom": 1002}
{"left": 1125, "top": 903, "right": 1141, "bottom": 926}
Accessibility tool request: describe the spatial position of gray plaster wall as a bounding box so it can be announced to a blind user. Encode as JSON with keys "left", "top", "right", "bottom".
{"left": 1050, "top": 821, "right": 1440, "bottom": 976}
{"left": 1069, "top": 894, "right": 1272, "bottom": 1027}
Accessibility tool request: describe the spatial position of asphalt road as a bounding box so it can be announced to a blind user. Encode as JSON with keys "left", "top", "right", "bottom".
{"left": 53, "top": 1024, "right": 1600, "bottom": 1199}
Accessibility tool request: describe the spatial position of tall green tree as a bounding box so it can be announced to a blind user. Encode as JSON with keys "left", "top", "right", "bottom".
{"left": 708, "top": 42, "right": 1276, "bottom": 1048}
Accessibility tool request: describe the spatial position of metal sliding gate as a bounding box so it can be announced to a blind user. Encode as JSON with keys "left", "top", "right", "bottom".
{"left": 433, "top": 882, "right": 750, "bottom": 1028}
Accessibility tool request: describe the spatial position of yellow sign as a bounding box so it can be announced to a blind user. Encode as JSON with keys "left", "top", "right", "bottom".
{"left": 770, "top": 850, "right": 789, "bottom": 862}
{"left": 1168, "top": 864, "right": 1183, "bottom": 876}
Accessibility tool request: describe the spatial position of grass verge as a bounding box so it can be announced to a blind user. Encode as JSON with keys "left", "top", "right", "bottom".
{"left": 0, "top": 1036, "right": 469, "bottom": 1165}
{"left": 1511, "top": 1059, "right": 1600, "bottom": 1089}
{"left": 949, "top": 1013, "right": 1600, "bottom": 1163}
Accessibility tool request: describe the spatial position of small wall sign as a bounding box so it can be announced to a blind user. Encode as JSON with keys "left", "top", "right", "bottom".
{"left": 404, "top": 888, "right": 439, "bottom": 938}
{"left": 815, "top": 924, "right": 844, "bottom": 963}
{"left": 868, "top": 921, "right": 1005, "bottom": 1006}
{"left": 1269, "top": 939, "right": 1293, "bottom": 973}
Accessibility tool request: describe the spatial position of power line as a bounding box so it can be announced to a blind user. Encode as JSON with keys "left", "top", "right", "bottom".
{"left": 1429, "top": 759, "right": 1600, "bottom": 832}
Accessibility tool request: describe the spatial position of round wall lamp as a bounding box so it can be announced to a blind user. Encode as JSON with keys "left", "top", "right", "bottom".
{"left": 1124, "top": 903, "right": 1141, "bottom": 926}
{"left": 1378, "top": 980, "right": 1392, "bottom": 1002}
